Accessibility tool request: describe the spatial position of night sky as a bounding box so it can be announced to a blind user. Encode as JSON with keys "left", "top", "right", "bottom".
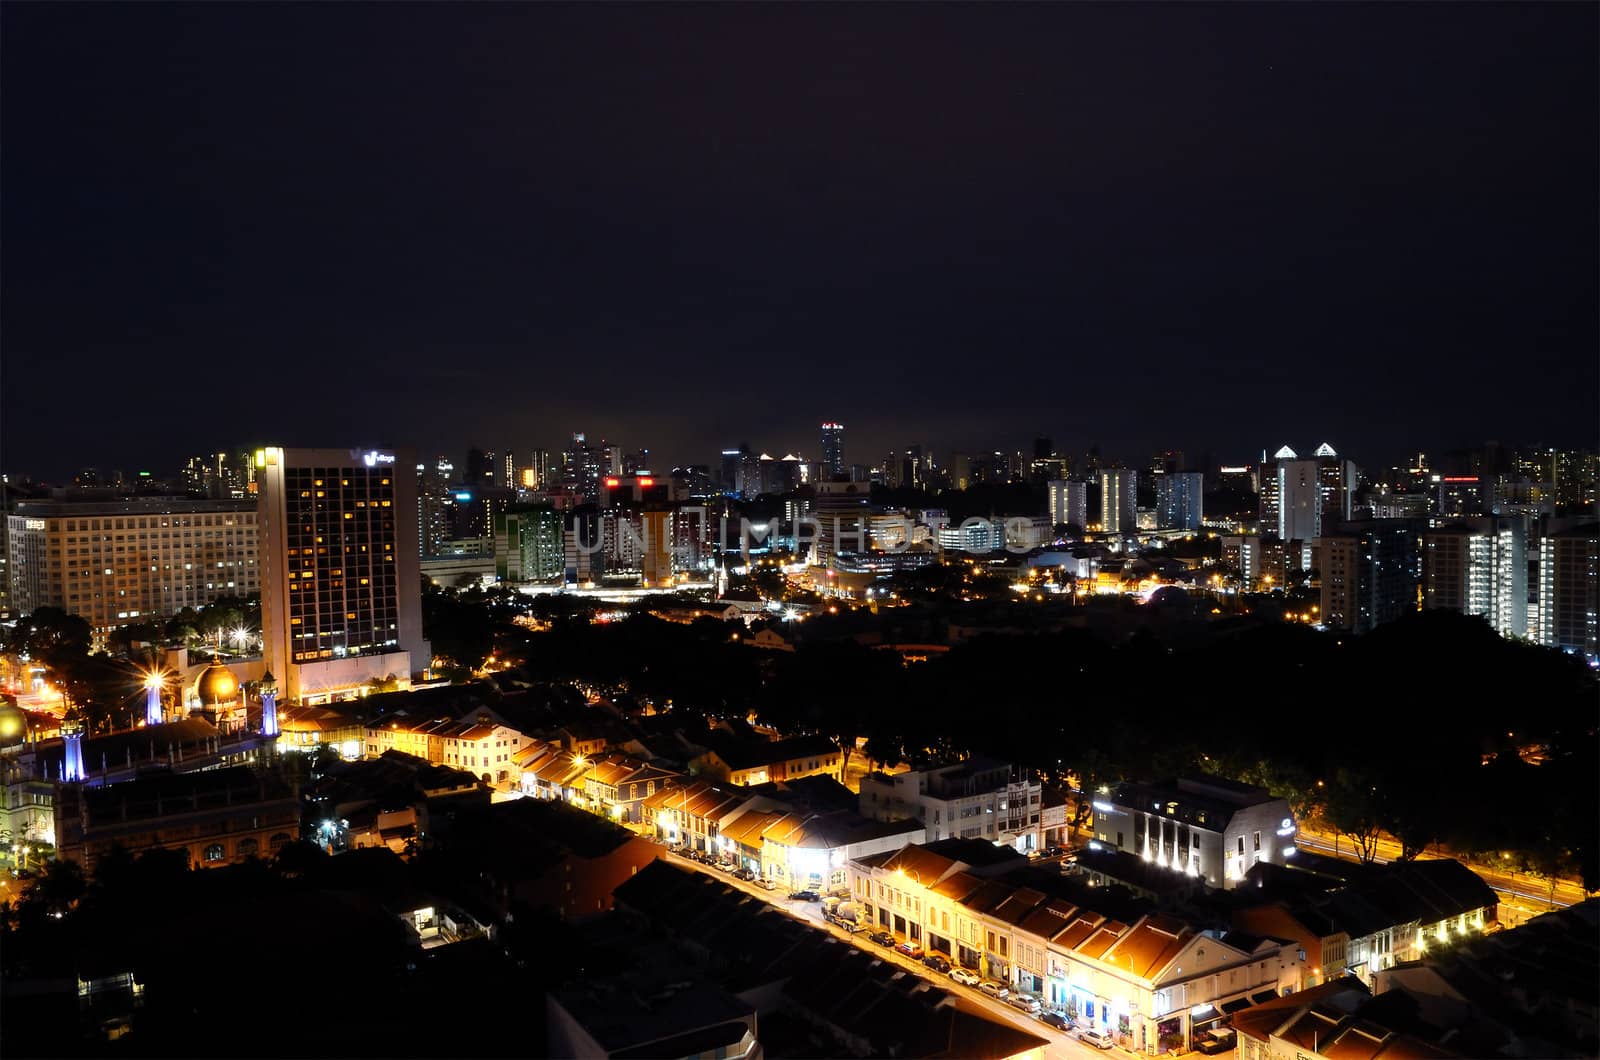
{"left": 3, "top": 3, "right": 1595, "bottom": 481}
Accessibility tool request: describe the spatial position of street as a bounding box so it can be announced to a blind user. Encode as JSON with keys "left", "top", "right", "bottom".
{"left": 659, "top": 848, "right": 1133, "bottom": 1060}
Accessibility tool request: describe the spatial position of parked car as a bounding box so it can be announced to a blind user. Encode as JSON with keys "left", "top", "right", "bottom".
{"left": 895, "top": 941, "right": 925, "bottom": 960}
{"left": 922, "top": 953, "right": 952, "bottom": 973}
{"left": 788, "top": 889, "right": 820, "bottom": 902}
{"left": 1078, "top": 1028, "right": 1115, "bottom": 1050}
{"left": 1037, "top": 1011, "right": 1072, "bottom": 1031}
{"left": 979, "top": 980, "right": 1010, "bottom": 1001}
{"left": 868, "top": 930, "right": 896, "bottom": 947}
{"left": 1194, "top": 1029, "right": 1236, "bottom": 1055}
{"left": 1007, "top": 994, "right": 1042, "bottom": 1015}
{"left": 757, "top": 878, "right": 778, "bottom": 891}
{"left": 948, "top": 967, "right": 981, "bottom": 987}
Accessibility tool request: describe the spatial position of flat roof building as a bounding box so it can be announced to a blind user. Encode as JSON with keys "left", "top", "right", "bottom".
{"left": 257, "top": 446, "right": 430, "bottom": 704}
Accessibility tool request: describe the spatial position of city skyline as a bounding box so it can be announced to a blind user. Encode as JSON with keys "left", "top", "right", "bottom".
{"left": 3, "top": 3, "right": 1595, "bottom": 480}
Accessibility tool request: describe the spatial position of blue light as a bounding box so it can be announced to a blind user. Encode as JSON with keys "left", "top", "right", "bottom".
{"left": 454, "top": 492, "right": 473, "bottom": 502}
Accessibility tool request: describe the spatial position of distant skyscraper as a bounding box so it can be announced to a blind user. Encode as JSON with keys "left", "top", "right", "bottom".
{"left": 416, "top": 461, "right": 455, "bottom": 557}
{"left": 529, "top": 449, "right": 552, "bottom": 491}
{"left": 1154, "top": 472, "right": 1204, "bottom": 531}
{"left": 258, "top": 446, "right": 430, "bottom": 702}
{"left": 720, "top": 449, "right": 744, "bottom": 497}
{"left": 1277, "top": 458, "right": 1322, "bottom": 543}
{"left": 1313, "top": 443, "right": 1358, "bottom": 523}
{"left": 820, "top": 422, "right": 845, "bottom": 481}
{"left": 1099, "top": 469, "right": 1136, "bottom": 534}
{"left": 562, "top": 434, "right": 604, "bottom": 503}
{"left": 1047, "top": 480, "right": 1088, "bottom": 532}
{"left": 495, "top": 507, "right": 564, "bottom": 584}
{"left": 949, "top": 452, "right": 972, "bottom": 491}
{"left": 502, "top": 451, "right": 517, "bottom": 488}
{"left": 1315, "top": 520, "right": 1421, "bottom": 634}
{"left": 1536, "top": 522, "right": 1598, "bottom": 663}
{"left": 465, "top": 447, "right": 498, "bottom": 488}
{"left": 1423, "top": 517, "right": 1527, "bottom": 638}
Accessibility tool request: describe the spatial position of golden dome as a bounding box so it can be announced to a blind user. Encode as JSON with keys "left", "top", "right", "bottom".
{"left": 0, "top": 700, "right": 26, "bottom": 744}
{"left": 194, "top": 662, "right": 240, "bottom": 705}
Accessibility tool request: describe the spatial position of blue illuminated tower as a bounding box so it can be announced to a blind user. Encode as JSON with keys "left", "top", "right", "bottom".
{"left": 259, "top": 672, "right": 279, "bottom": 738}
{"left": 144, "top": 672, "right": 165, "bottom": 727}
{"left": 62, "top": 721, "right": 86, "bottom": 782}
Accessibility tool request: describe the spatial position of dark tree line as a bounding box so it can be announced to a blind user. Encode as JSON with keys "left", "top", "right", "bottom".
{"left": 474, "top": 595, "right": 1598, "bottom": 890}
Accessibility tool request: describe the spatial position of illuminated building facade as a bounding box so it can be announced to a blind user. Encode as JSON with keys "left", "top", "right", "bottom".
{"left": 1422, "top": 517, "right": 1527, "bottom": 638}
{"left": 257, "top": 447, "right": 430, "bottom": 704}
{"left": 1537, "top": 522, "right": 1599, "bottom": 663}
{"left": 1047, "top": 479, "right": 1087, "bottom": 532}
{"left": 1094, "top": 775, "right": 1297, "bottom": 889}
{"left": 1314, "top": 520, "right": 1421, "bottom": 634}
{"left": 1099, "top": 469, "right": 1136, "bottom": 534}
{"left": 494, "top": 507, "right": 564, "bottom": 584}
{"left": 5, "top": 497, "right": 259, "bottom": 645}
{"left": 820, "top": 422, "right": 845, "bottom": 480}
{"left": 1153, "top": 471, "right": 1204, "bottom": 531}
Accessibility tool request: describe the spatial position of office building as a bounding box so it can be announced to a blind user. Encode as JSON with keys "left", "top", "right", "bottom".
{"left": 820, "top": 422, "right": 845, "bottom": 481}
{"left": 1536, "top": 522, "right": 1598, "bottom": 663}
{"left": 640, "top": 509, "right": 673, "bottom": 588}
{"left": 494, "top": 507, "right": 564, "bottom": 584}
{"left": 6, "top": 497, "right": 259, "bottom": 643}
{"left": 1313, "top": 442, "right": 1358, "bottom": 522}
{"left": 465, "top": 448, "right": 497, "bottom": 488}
{"left": 1277, "top": 458, "right": 1322, "bottom": 544}
{"left": 1153, "top": 471, "right": 1204, "bottom": 531}
{"left": 936, "top": 519, "right": 1003, "bottom": 555}
{"left": 810, "top": 480, "right": 871, "bottom": 564}
{"left": 1099, "top": 469, "right": 1136, "bottom": 534}
{"left": 1422, "top": 517, "right": 1527, "bottom": 637}
{"left": 416, "top": 459, "right": 456, "bottom": 558}
{"left": 1046, "top": 479, "right": 1087, "bottom": 532}
{"left": 527, "top": 448, "right": 552, "bottom": 491}
{"left": 257, "top": 447, "right": 430, "bottom": 704}
{"left": 1095, "top": 775, "right": 1298, "bottom": 889}
{"left": 1436, "top": 475, "right": 1487, "bottom": 518}
{"left": 561, "top": 434, "right": 606, "bottom": 504}
{"left": 1314, "top": 519, "right": 1421, "bottom": 634}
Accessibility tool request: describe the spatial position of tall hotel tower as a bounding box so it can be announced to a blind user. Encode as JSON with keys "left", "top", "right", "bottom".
{"left": 257, "top": 447, "right": 431, "bottom": 703}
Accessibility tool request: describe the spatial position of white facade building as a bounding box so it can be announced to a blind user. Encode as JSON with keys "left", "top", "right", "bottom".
{"left": 858, "top": 757, "right": 1042, "bottom": 851}
{"left": 1093, "top": 776, "right": 1297, "bottom": 890}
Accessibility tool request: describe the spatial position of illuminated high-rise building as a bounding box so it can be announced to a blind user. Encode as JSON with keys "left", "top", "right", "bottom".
{"left": 1536, "top": 522, "right": 1599, "bottom": 663}
{"left": 1047, "top": 480, "right": 1087, "bottom": 532}
{"left": 527, "top": 449, "right": 552, "bottom": 491}
{"left": 820, "top": 422, "right": 845, "bottom": 481}
{"left": 1099, "top": 469, "right": 1136, "bottom": 534}
{"left": 6, "top": 497, "right": 259, "bottom": 645}
{"left": 1277, "top": 459, "right": 1322, "bottom": 543}
{"left": 1422, "top": 517, "right": 1527, "bottom": 638}
{"left": 257, "top": 446, "right": 430, "bottom": 704}
{"left": 1154, "top": 471, "right": 1204, "bottom": 531}
{"left": 494, "top": 507, "right": 565, "bottom": 584}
